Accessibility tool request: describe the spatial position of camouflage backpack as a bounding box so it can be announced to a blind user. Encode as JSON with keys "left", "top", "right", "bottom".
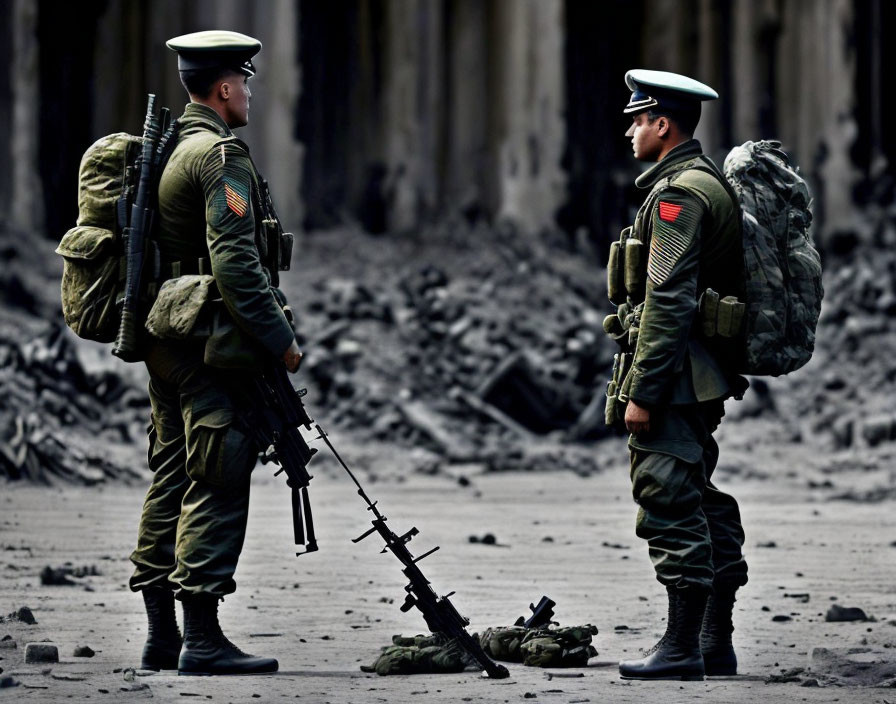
{"left": 56, "top": 133, "right": 142, "bottom": 342}
{"left": 479, "top": 624, "right": 598, "bottom": 668}
{"left": 722, "top": 140, "right": 823, "bottom": 376}
{"left": 361, "top": 633, "right": 470, "bottom": 676}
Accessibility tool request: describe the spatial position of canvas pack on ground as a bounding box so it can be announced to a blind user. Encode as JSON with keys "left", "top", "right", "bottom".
{"left": 56, "top": 97, "right": 177, "bottom": 346}
{"left": 722, "top": 140, "right": 823, "bottom": 376}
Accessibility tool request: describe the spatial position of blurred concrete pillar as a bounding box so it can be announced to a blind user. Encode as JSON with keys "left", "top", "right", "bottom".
{"left": 492, "top": 0, "right": 566, "bottom": 232}
{"left": 10, "top": 0, "right": 43, "bottom": 232}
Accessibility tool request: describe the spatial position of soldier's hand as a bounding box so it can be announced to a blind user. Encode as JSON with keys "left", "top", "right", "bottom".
{"left": 283, "top": 339, "right": 303, "bottom": 374}
{"left": 625, "top": 399, "right": 651, "bottom": 435}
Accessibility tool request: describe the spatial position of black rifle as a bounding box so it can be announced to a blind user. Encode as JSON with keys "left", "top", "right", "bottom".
{"left": 112, "top": 94, "right": 175, "bottom": 362}
{"left": 515, "top": 596, "right": 556, "bottom": 629}
{"left": 253, "top": 366, "right": 509, "bottom": 678}
{"left": 251, "top": 361, "right": 318, "bottom": 555}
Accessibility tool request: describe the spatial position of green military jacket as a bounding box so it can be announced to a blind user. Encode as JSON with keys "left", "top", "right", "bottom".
{"left": 621, "top": 139, "right": 745, "bottom": 407}
{"left": 156, "top": 103, "right": 294, "bottom": 364}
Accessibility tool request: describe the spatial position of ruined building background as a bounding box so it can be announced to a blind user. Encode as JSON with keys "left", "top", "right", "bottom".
{"left": 2, "top": 0, "right": 895, "bottom": 485}
{"left": 2, "top": 0, "right": 891, "bottom": 250}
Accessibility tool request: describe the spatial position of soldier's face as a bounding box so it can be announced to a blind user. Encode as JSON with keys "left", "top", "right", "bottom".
{"left": 625, "top": 113, "right": 664, "bottom": 162}
{"left": 222, "top": 74, "right": 252, "bottom": 128}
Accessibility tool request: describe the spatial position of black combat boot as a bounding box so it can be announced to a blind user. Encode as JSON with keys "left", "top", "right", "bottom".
{"left": 141, "top": 586, "right": 183, "bottom": 671}
{"left": 619, "top": 585, "right": 708, "bottom": 681}
{"left": 178, "top": 594, "right": 278, "bottom": 676}
{"left": 700, "top": 588, "right": 738, "bottom": 675}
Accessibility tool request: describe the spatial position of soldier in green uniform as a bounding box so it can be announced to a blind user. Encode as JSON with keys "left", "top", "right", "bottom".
{"left": 603, "top": 70, "right": 749, "bottom": 680}
{"left": 128, "top": 30, "right": 303, "bottom": 676}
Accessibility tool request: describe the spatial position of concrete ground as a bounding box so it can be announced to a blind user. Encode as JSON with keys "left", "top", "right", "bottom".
{"left": 1, "top": 442, "right": 894, "bottom": 703}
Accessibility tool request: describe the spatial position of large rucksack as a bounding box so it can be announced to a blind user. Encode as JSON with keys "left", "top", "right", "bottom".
{"left": 56, "top": 133, "right": 142, "bottom": 342}
{"left": 722, "top": 140, "right": 823, "bottom": 376}
{"left": 57, "top": 99, "right": 177, "bottom": 347}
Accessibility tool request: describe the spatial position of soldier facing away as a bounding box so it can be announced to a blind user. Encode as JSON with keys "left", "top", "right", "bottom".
{"left": 128, "top": 30, "right": 303, "bottom": 676}
{"left": 603, "top": 70, "right": 749, "bottom": 680}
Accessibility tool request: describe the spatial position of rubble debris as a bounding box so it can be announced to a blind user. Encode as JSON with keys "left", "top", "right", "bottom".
{"left": 469, "top": 533, "right": 498, "bottom": 545}
{"left": 3, "top": 607, "right": 36, "bottom": 625}
{"left": 765, "top": 667, "right": 805, "bottom": 683}
{"left": 40, "top": 564, "right": 100, "bottom": 586}
{"left": 0, "top": 325, "right": 147, "bottom": 485}
{"left": 24, "top": 643, "right": 58, "bottom": 663}
{"left": 810, "top": 646, "right": 896, "bottom": 686}
{"left": 825, "top": 604, "right": 870, "bottom": 622}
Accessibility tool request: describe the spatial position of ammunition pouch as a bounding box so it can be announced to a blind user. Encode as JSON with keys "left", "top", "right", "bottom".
{"left": 607, "top": 226, "right": 648, "bottom": 306}
{"left": 605, "top": 352, "right": 635, "bottom": 427}
{"left": 698, "top": 288, "right": 745, "bottom": 338}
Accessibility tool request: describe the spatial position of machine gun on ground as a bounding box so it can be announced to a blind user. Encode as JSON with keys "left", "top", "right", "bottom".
{"left": 251, "top": 364, "right": 509, "bottom": 678}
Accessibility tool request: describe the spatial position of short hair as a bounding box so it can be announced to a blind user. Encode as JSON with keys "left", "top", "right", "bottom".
{"left": 646, "top": 105, "right": 701, "bottom": 137}
{"left": 179, "top": 67, "right": 238, "bottom": 99}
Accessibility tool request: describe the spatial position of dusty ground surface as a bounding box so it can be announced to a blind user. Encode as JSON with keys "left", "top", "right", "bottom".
{"left": 1, "top": 440, "right": 895, "bottom": 703}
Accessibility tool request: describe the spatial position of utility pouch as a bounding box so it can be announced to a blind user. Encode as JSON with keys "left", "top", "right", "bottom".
{"left": 700, "top": 288, "right": 719, "bottom": 337}
{"left": 262, "top": 219, "right": 280, "bottom": 271}
{"left": 607, "top": 242, "right": 624, "bottom": 305}
{"left": 604, "top": 352, "right": 634, "bottom": 426}
{"left": 144, "top": 274, "right": 216, "bottom": 339}
{"left": 699, "top": 289, "right": 745, "bottom": 338}
{"left": 716, "top": 296, "right": 745, "bottom": 337}
{"left": 624, "top": 238, "right": 645, "bottom": 299}
{"left": 279, "top": 232, "right": 294, "bottom": 271}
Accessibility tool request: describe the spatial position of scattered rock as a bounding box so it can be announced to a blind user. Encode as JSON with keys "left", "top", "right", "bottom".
{"left": 0, "top": 675, "right": 19, "bottom": 688}
{"left": 24, "top": 642, "right": 59, "bottom": 664}
{"left": 468, "top": 533, "right": 499, "bottom": 545}
{"left": 826, "top": 604, "right": 869, "bottom": 622}
{"left": 800, "top": 678, "right": 820, "bottom": 687}
{"left": 7, "top": 607, "right": 36, "bottom": 625}
{"left": 810, "top": 646, "right": 896, "bottom": 686}
{"left": 0, "top": 636, "right": 16, "bottom": 649}
{"left": 40, "top": 566, "right": 75, "bottom": 586}
{"left": 765, "top": 667, "right": 805, "bottom": 683}
{"left": 73, "top": 645, "right": 95, "bottom": 658}
{"left": 40, "top": 564, "right": 100, "bottom": 586}
{"left": 861, "top": 415, "right": 896, "bottom": 446}
{"left": 756, "top": 541, "right": 777, "bottom": 548}
{"left": 772, "top": 615, "right": 792, "bottom": 622}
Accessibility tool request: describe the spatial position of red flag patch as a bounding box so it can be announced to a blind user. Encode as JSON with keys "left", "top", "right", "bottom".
{"left": 658, "top": 201, "right": 683, "bottom": 223}
{"left": 224, "top": 181, "right": 248, "bottom": 217}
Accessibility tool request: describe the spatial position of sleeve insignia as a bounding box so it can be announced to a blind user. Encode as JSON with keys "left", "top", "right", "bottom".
{"left": 658, "top": 201, "right": 683, "bottom": 222}
{"left": 224, "top": 181, "right": 249, "bottom": 217}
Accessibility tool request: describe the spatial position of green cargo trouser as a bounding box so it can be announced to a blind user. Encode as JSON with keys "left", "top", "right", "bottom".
{"left": 129, "top": 338, "right": 258, "bottom": 598}
{"left": 628, "top": 400, "right": 748, "bottom": 591}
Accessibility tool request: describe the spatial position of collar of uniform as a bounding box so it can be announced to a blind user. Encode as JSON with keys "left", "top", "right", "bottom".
{"left": 179, "top": 102, "right": 234, "bottom": 137}
{"left": 634, "top": 139, "right": 704, "bottom": 189}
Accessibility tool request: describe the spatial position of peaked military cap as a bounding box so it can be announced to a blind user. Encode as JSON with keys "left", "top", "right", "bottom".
{"left": 624, "top": 69, "right": 718, "bottom": 115}
{"left": 166, "top": 30, "right": 262, "bottom": 77}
